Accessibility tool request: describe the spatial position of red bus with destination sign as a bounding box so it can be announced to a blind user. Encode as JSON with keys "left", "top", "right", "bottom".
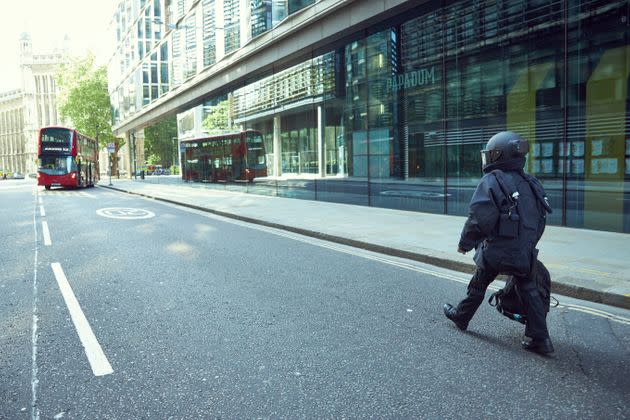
{"left": 37, "top": 126, "right": 100, "bottom": 190}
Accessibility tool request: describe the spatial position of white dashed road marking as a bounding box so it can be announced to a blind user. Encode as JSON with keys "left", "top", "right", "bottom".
{"left": 41, "top": 221, "right": 51, "bottom": 246}
{"left": 51, "top": 263, "right": 113, "bottom": 376}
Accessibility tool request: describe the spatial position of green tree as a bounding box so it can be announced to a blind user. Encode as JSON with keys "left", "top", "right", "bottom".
{"left": 56, "top": 53, "right": 123, "bottom": 173}
{"left": 201, "top": 99, "right": 232, "bottom": 134}
{"left": 144, "top": 116, "right": 178, "bottom": 167}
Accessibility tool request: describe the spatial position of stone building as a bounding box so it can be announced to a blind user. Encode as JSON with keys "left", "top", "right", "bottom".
{"left": 0, "top": 33, "right": 68, "bottom": 174}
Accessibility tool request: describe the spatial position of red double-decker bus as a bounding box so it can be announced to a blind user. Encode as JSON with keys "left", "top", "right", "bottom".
{"left": 181, "top": 130, "right": 267, "bottom": 183}
{"left": 38, "top": 126, "right": 100, "bottom": 190}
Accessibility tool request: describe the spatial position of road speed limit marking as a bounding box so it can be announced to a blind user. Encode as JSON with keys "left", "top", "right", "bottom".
{"left": 96, "top": 207, "right": 155, "bottom": 220}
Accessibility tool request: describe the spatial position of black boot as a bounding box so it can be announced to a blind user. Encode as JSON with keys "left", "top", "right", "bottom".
{"left": 444, "top": 268, "right": 494, "bottom": 331}
{"left": 521, "top": 337, "right": 554, "bottom": 354}
{"left": 443, "top": 303, "right": 469, "bottom": 331}
{"left": 443, "top": 289, "right": 485, "bottom": 331}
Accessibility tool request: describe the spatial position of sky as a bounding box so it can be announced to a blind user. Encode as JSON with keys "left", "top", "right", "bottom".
{"left": 0, "top": 0, "right": 119, "bottom": 92}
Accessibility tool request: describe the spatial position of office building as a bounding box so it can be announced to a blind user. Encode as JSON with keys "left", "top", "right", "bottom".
{"left": 109, "top": 0, "right": 630, "bottom": 233}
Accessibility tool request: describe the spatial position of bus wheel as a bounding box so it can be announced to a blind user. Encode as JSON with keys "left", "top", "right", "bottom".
{"left": 45, "top": 185, "right": 51, "bottom": 190}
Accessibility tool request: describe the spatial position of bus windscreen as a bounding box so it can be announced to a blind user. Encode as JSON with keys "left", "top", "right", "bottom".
{"left": 39, "top": 156, "right": 76, "bottom": 175}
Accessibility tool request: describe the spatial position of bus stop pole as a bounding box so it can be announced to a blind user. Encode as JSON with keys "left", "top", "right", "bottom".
{"left": 108, "top": 154, "right": 113, "bottom": 186}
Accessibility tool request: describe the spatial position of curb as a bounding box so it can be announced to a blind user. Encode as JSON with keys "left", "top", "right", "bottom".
{"left": 101, "top": 185, "right": 630, "bottom": 310}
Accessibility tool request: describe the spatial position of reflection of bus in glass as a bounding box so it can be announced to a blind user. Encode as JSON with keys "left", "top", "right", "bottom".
{"left": 38, "top": 126, "right": 99, "bottom": 190}
{"left": 181, "top": 130, "right": 267, "bottom": 182}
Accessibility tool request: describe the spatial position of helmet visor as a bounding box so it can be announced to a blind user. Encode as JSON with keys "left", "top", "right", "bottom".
{"left": 480, "top": 149, "right": 501, "bottom": 165}
{"left": 514, "top": 138, "right": 530, "bottom": 156}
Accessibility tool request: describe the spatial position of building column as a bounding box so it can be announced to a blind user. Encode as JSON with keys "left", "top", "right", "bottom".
{"left": 239, "top": 0, "right": 251, "bottom": 46}
{"left": 317, "top": 105, "right": 325, "bottom": 178}
{"left": 273, "top": 115, "right": 281, "bottom": 177}
{"left": 47, "top": 76, "right": 55, "bottom": 125}
{"left": 11, "top": 110, "right": 16, "bottom": 157}
{"left": 215, "top": 0, "right": 225, "bottom": 60}
{"left": 37, "top": 76, "right": 45, "bottom": 127}
{"left": 120, "top": 138, "right": 131, "bottom": 178}
{"left": 129, "top": 132, "right": 136, "bottom": 179}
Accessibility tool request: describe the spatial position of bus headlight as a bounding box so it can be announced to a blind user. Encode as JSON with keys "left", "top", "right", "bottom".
{"left": 71, "top": 173, "right": 76, "bottom": 179}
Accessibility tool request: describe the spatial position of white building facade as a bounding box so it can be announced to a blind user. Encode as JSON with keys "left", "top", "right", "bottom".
{"left": 0, "top": 34, "right": 67, "bottom": 174}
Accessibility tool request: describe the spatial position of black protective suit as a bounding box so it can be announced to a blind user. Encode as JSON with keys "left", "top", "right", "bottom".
{"left": 455, "top": 156, "right": 551, "bottom": 340}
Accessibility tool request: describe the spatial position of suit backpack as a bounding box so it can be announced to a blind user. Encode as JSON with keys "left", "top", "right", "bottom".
{"left": 488, "top": 260, "right": 557, "bottom": 324}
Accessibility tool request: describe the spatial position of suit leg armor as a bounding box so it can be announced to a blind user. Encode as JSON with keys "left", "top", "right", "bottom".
{"left": 516, "top": 276, "right": 550, "bottom": 340}
{"left": 455, "top": 266, "right": 499, "bottom": 324}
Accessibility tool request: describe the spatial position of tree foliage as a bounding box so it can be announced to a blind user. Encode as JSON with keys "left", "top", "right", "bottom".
{"left": 144, "top": 116, "right": 178, "bottom": 167}
{"left": 56, "top": 53, "right": 116, "bottom": 147}
{"left": 56, "top": 53, "right": 122, "bottom": 172}
{"left": 201, "top": 99, "right": 232, "bottom": 134}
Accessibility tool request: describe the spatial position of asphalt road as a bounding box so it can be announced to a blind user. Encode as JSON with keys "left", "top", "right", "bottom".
{"left": 1, "top": 179, "right": 629, "bottom": 419}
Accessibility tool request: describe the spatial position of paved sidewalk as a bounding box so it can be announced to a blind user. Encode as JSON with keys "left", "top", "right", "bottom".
{"left": 102, "top": 176, "right": 630, "bottom": 309}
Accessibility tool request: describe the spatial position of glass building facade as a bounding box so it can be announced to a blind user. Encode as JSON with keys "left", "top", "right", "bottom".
{"left": 108, "top": 0, "right": 316, "bottom": 124}
{"left": 112, "top": 0, "right": 630, "bottom": 234}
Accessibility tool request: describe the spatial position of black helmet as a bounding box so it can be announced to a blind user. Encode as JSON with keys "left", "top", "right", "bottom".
{"left": 481, "top": 131, "right": 529, "bottom": 166}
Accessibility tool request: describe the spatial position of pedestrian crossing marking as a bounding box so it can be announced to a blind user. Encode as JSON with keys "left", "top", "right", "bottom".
{"left": 38, "top": 189, "right": 98, "bottom": 198}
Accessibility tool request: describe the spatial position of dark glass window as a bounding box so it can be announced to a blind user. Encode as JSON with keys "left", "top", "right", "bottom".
{"left": 154, "top": 0, "right": 161, "bottom": 17}
{"left": 185, "top": 15, "right": 197, "bottom": 78}
{"left": 224, "top": 0, "right": 240, "bottom": 53}
{"left": 431, "top": 0, "right": 565, "bottom": 219}
{"left": 288, "top": 0, "right": 314, "bottom": 15}
{"left": 203, "top": 0, "right": 216, "bottom": 67}
{"left": 566, "top": 0, "right": 630, "bottom": 232}
{"left": 281, "top": 110, "right": 317, "bottom": 175}
{"left": 343, "top": 40, "right": 368, "bottom": 178}
{"left": 251, "top": 0, "right": 272, "bottom": 37}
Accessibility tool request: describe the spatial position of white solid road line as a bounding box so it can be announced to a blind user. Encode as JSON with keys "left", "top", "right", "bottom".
{"left": 40, "top": 205, "right": 45, "bottom": 217}
{"left": 31, "top": 196, "right": 41, "bottom": 420}
{"left": 51, "top": 263, "right": 113, "bottom": 376}
{"left": 41, "top": 221, "right": 51, "bottom": 246}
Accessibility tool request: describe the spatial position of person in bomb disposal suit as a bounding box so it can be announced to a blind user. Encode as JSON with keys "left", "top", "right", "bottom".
{"left": 443, "top": 131, "right": 555, "bottom": 354}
